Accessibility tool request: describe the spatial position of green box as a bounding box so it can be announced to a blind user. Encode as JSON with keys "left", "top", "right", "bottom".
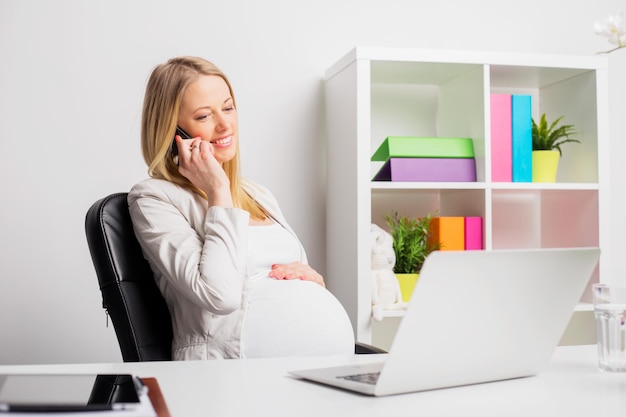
{"left": 371, "top": 137, "right": 475, "bottom": 161}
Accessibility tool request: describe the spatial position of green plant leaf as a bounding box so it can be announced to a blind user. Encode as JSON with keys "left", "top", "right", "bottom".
{"left": 532, "top": 113, "right": 579, "bottom": 155}
{"left": 385, "top": 211, "right": 440, "bottom": 273}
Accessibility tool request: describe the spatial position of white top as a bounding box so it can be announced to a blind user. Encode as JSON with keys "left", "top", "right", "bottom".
{"left": 242, "top": 223, "right": 354, "bottom": 358}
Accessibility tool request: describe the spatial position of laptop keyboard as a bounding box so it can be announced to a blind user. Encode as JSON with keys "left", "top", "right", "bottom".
{"left": 337, "top": 372, "right": 380, "bottom": 385}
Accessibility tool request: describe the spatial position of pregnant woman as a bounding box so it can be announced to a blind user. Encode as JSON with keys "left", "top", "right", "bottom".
{"left": 128, "top": 56, "right": 354, "bottom": 360}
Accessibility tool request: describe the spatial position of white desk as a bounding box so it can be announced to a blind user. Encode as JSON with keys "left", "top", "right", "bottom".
{"left": 0, "top": 345, "right": 624, "bottom": 417}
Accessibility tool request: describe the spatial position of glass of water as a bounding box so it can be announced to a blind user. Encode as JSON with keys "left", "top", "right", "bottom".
{"left": 593, "top": 283, "right": 626, "bottom": 372}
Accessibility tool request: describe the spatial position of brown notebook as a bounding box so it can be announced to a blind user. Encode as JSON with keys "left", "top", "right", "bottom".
{"left": 140, "top": 378, "right": 171, "bottom": 417}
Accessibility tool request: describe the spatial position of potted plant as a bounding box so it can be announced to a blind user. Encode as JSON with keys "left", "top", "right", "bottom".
{"left": 385, "top": 211, "right": 440, "bottom": 302}
{"left": 531, "top": 113, "right": 579, "bottom": 182}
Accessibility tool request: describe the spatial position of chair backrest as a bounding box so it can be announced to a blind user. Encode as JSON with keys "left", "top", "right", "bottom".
{"left": 85, "top": 193, "right": 173, "bottom": 361}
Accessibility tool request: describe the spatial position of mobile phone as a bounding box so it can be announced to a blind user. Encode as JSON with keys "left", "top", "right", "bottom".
{"left": 171, "top": 125, "right": 193, "bottom": 157}
{"left": 0, "top": 373, "right": 144, "bottom": 412}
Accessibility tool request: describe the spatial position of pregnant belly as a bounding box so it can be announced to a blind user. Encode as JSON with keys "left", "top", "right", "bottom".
{"left": 241, "top": 277, "right": 355, "bottom": 358}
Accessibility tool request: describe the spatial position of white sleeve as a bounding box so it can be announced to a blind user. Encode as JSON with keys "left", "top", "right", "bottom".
{"left": 128, "top": 181, "right": 249, "bottom": 314}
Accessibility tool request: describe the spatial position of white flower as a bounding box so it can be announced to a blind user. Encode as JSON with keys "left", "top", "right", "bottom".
{"left": 595, "top": 13, "right": 626, "bottom": 51}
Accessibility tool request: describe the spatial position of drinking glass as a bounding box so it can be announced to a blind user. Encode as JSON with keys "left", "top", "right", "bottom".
{"left": 593, "top": 283, "right": 626, "bottom": 372}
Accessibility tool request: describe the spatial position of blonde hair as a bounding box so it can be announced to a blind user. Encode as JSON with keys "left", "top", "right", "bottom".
{"left": 140, "top": 56, "right": 266, "bottom": 220}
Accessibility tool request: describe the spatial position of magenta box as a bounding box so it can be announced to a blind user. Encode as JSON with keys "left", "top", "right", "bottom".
{"left": 464, "top": 217, "right": 483, "bottom": 250}
{"left": 373, "top": 158, "right": 476, "bottom": 182}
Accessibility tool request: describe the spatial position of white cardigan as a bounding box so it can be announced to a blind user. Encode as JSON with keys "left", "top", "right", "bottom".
{"left": 127, "top": 178, "right": 307, "bottom": 359}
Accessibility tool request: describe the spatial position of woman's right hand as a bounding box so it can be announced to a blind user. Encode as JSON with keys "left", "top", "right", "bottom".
{"left": 175, "top": 136, "right": 233, "bottom": 207}
{"left": 268, "top": 262, "right": 326, "bottom": 287}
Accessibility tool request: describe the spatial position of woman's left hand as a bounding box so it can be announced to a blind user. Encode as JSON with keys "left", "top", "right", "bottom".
{"left": 268, "top": 262, "right": 325, "bottom": 287}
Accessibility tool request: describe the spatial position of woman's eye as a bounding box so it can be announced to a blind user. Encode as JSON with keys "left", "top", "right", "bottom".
{"left": 196, "top": 114, "right": 210, "bottom": 121}
{"left": 224, "top": 106, "right": 234, "bottom": 112}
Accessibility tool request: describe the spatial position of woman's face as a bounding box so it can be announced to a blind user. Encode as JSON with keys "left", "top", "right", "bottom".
{"left": 178, "top": 75, "right": 238, "bottom": 164}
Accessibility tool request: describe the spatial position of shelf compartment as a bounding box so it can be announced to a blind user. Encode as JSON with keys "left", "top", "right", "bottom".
{"left": 370, "top": 62, "right": 486, "bottom": 183}
{"left": 371, "top": 188, "right": 486, "bottom": 231}
{"left": 491, "top": 189, "right": 599, "bottom": 249}
{"left": 489, "top": 66, "right": 599, "bottom": 184}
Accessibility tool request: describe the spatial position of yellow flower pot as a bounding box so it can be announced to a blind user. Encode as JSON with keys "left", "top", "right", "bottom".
{"left": 532, "top": 150, "right": 560, "bottom": 182}
{"left": 396, "top": 273, "right": 419, "bottom": 303}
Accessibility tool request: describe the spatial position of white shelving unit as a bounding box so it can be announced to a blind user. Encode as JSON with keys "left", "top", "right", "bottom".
{"left": 324, "top": 47, "right": 610, "bottom": 346}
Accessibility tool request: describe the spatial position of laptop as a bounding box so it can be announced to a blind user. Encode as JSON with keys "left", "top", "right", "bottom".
{"left": 290, "top": 247, "right": 600, "bottom": 396}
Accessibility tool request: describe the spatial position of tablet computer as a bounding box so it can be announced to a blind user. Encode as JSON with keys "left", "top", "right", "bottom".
{"left": 0, "top": 374, "right": 144, "bottom": 412}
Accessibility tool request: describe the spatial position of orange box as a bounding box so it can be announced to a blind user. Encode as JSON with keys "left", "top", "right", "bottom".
{"left": 429, "top": 217, "right": 465, "bottom": 251}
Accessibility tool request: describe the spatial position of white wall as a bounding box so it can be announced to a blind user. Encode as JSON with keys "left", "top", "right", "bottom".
{"left": 0, "top": 0, "right": 623, "bottom": 365}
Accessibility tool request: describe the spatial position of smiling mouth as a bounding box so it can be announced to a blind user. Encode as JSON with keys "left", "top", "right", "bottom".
{"left": 210, "top": 136, "right": 232, "bottom": 146}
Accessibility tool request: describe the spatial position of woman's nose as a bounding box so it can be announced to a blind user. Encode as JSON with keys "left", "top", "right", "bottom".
{"left": 214, "top": 112, "right": 228, "bottom": 131}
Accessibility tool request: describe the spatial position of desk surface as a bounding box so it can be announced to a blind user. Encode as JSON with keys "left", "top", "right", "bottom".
{"left": 0, "top": 345, "right": 623, "bottom": 417}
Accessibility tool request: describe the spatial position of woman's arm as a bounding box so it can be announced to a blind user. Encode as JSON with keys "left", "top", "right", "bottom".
{"left": 128, "top": 180, "right": 249, "bottom": 314}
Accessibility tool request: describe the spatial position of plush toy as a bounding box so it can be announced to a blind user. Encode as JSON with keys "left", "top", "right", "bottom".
{"left": 370, "top": 223, "right": 405, "bottom": 321}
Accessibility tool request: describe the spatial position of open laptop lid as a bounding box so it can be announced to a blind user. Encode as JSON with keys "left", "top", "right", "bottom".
{"left": 374, "top": 247, "right": 599, "bottom": 396}
{"left": 290, "top": 248, "right": 599, "bottom": 396}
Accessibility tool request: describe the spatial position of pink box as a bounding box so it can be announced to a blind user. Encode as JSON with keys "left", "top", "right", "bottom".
{"left": 372, "top": 158, "right": 476, "bottom": 182}
{"left": 490, "top": 94, "right": 512, "bottom": 182}
{"left": 464, "top": 217, "right": 483, "bottom": 250}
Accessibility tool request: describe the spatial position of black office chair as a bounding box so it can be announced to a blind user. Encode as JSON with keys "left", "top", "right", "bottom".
{"left": 85, "top": 193, "right": 173, "bottom": 361}
{"left": 85, "top": 193, "right": 384, "bottom": 362}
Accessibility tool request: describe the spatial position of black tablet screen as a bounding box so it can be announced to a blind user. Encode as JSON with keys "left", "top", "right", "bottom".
{"left": 0, "top": 374, "right": 141, "bottom": 412}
